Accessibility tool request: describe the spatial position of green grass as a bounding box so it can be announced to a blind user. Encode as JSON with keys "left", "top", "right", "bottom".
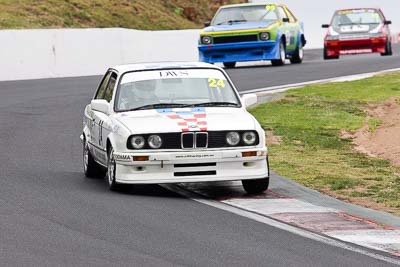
{"left": 251, "top": 73, "right": 400, "bottom": 214}
{"left": 0, "top": 0, "right": 244, "bottom": 30}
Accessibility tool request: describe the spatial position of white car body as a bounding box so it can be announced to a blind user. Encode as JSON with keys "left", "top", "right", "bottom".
{"left": 81, "top": 62, "right": 269, "bottom": 192}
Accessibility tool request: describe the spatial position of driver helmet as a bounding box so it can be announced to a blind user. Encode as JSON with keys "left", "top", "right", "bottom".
{"left": 134, "top": 80, "right": 157, "bottom": 100}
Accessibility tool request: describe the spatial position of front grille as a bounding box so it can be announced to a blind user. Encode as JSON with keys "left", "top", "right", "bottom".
{"left": 127, "top": 131, "right": 259, "bottom": 150}
{"left": 195, "top": 132, "right": 208, "bottom": 148}
{"left": 213, "top": 35, "right": 258, "bottom": 44}
{"left": 182, "top": 133, "right": 194, "bottom": 149}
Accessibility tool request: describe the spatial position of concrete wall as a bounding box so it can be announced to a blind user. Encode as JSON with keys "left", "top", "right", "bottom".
{"left": 0, "top": 28, "right": 200, "bottom": 81}
{"left": 0, "top": 26, "right": 398, "bottom": 82}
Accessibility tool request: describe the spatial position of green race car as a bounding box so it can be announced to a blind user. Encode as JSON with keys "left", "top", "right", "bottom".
{"left": 198, "top": 3, "right": 307, "bottom": 68}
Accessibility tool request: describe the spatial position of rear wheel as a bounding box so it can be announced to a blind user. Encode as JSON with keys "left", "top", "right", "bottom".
{"left": 290, "top": 42, "right": 304, "bottom": 64}
{"left": 323, "top": 46, "right": 339, "bottom": 60}
{"left": 83, "top": 137, "right": 106, "bottom": 178}
{"left": 271, "top": 40, "right": 286, "bottom": 66}
{"left": 381, "top": 40, "right": 393, "bottom": 56}
{"left": 223, "top": 62, "right": 236, "bottom": 68}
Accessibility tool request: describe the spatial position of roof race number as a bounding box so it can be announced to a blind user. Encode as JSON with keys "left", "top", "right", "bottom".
{"left": 208, "top": 78, "right": 225, "bottom": 88}
{"left": 265, "top": 4, "right": 276, "bottom": 11}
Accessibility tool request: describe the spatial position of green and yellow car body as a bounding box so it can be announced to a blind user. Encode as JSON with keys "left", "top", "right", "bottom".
{"left": 198, "top": 3, "right": 306, "bottom": 66}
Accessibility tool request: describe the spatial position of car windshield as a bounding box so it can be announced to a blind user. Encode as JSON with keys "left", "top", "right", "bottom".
{"left": 332, "top": 9, "right": 382, "bottom": 28}
{"left": 212, "top": 5, "right": 279, "bottom": 25}
{"left": 115, "top": 69, "right": 241, "bottom": 112}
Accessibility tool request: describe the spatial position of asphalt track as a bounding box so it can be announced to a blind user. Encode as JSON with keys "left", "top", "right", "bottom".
{"left": 227, "top": 44, "right": 400, "bottom": 91}
{"left": 1, "top": 47, "right": 400, "bottom": 266}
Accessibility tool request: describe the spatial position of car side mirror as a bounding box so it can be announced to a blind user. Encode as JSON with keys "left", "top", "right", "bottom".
{"left": 91, "top": 99, "right": 110, "bottom": 114}
{"left": 204, "top": 21, "right": 211, "bottom": 27}
{"left": 282, "top": 18, "right": 289, "bottom": 23}
{"left": 384, "top": 20, "right": 392, "bottom": 25}
{"left": 241, "top": 94, "right": 258, "bottom": 109}
{"left": 322, "top": 24, "right": 330, "bottom": 28}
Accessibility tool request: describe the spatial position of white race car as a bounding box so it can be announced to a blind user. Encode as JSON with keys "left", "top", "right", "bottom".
{"left": 81, "top": 62, "right": 269, "bottom": 194}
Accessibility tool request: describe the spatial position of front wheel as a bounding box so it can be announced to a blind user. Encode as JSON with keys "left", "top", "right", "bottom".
{"left": 290, "top": 42, "right": 304, "bottom": 64}
{"left": 271, "top": 40, "right": 286, "bottom": 66}
{"left": 242, "top": 177, "right": 270, "bottom": 194}
{"left": 323, "top": 46, "right": 339, "bottom": 60}
{"left": 107, "top": 147, "right": 120, "bottom": 191}
{"left": 223, "top": 62, "right": 236, "bottom": 68}
{"left": 381, "top": 40, "right": 393, "bottom": 56}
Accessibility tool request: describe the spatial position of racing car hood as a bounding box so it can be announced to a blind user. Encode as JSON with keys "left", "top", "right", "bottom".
{"left": 202, "top": 21, "right": 276, "bottom": 33}
{"left": 114, "top": 107, "right": 256, "bottom": 134}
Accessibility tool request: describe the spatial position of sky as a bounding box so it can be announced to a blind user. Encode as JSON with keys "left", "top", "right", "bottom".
{"left": 250, "top": 0, "right": 400, "bottom": 48}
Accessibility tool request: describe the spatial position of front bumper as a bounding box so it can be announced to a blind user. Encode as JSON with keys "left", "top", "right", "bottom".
{"left": 198, "top": 41, "right": 280, "bottom": 63}
{"left": 325, "top": 37, "right": 387, "bottom": 56}
{"left": 113, "top": 148, "right": 269, "bottom": 184}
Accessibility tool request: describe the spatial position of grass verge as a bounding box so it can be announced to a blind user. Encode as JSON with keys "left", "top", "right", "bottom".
{"left": 250, "top": 73, "right": 400, "bottom": 215}
{"left": 0, "top": 0, "right": 244, "bottom": 30}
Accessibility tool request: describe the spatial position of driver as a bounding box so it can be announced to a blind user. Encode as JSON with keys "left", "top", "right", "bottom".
{"left": 133, "top": 79, "right": 159, "bottom": 106}
{"left": 118, "top": 79, "right": 159, "bottom": 110}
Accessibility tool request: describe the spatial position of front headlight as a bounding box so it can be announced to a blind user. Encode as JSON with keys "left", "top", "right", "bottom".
{"left": 226, "top": 132, "right": 240, "bottom": 146}
{"left": 259, "top": 32, "right": 270, "bottom": 41}
{"left": 242, "top": 131, "right": 257, "bottom": 145}
{"left": 201, "top": 35, "right": 212, "bottom": 45}
{"left": 130, "top": 136, "right": 145, "bottom": 149}
{"left": 148, "top": 135, "right": 162, "bottom": 149}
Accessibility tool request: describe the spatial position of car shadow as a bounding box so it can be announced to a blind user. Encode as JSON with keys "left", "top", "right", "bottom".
{"left": 77, "top": 173, "right": 182, "bottom": 198}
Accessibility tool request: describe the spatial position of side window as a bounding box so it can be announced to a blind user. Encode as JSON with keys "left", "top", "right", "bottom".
{"left": 95, "top": 71, "right": 112, "bottom": 99}
{"left": 277, "top": 7, "right": 288, "bottom": 21}
{"left": 104, "top": 73, "right": 118, "bottom": 102}
{"left": 285, "top": 8, "right": 297, "bottom": 23}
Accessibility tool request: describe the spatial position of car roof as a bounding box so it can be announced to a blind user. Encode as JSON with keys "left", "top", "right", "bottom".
{"left": 111, "top": 62, "right": 221, "bottom": 74}
{"left": 335, "top": 7, "right": 382, "bottom": 12}
{"left": 221, "top": 2, "right": 286, "bottom": 9}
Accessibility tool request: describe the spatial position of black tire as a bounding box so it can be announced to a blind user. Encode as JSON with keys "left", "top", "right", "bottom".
{"left": 290, "top": 42, "right": 304, "bottom": 64}
{"left": 242, "top": 157, "right": 270, "bottom": 194}
{"left": 271, "top": 40, "right": 286, "bottom": 66}
{"left": 323, "top": 46, "right": 339, "bottom": 60}
{"left": 242, "top": 177, "right": 270, "bottom": 195}
{"left": 107, "top": 147, "right": 120, "bottom": 191}
{"left": 83, "top": 137, "right": 106, "bottom": 178}
{"left": 381, "top": 40, "right": 393, "bottom": 56}
{"left": 223, "top": 62, "right": 236, "bottom": 68}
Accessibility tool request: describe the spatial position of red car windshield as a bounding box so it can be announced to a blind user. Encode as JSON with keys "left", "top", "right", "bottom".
{"left": 331, "top": 9, "right": 383, "bottom": 33}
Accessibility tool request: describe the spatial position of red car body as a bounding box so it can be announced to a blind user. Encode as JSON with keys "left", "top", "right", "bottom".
{"left": 322, "top": 8, "right": 392, "bottom": 59}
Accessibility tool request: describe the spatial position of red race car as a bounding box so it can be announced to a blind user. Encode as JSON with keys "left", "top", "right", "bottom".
{"left": 322, "top": 8, "right": 392, "bottom": 59}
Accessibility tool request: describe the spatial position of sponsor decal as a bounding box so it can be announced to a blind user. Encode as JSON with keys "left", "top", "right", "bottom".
{"left": 114, "top": 154, "right": 131, "bottom": 161}
{"left": 157, "top": 107, "right": 208, "bottom": 132}
{"left": 174, "top": 153, "right": 216, "bottom": 159}
{"left": 159, "top": 70, "right": 189, "bottom": 78}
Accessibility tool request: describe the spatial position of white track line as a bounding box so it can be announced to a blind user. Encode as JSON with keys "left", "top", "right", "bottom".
{"left": 162, "top": 184, "right": 400, "bottom": 265}
{"left": 240, "top": 67, "right": 400, "bottom": 96}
